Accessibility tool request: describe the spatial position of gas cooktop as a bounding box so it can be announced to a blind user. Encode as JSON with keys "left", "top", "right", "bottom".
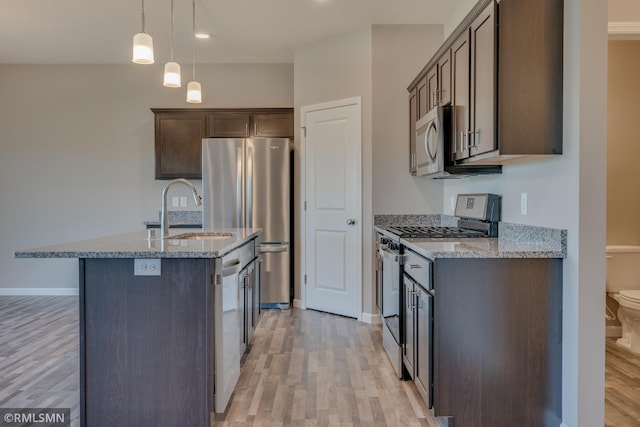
{"left": 382, "top": 225, "right": 487, "bottom": 239}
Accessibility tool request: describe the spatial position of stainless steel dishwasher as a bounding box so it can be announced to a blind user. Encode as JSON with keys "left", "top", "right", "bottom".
{"left": 213, "top": 240, "right": 254, "bottom": 414}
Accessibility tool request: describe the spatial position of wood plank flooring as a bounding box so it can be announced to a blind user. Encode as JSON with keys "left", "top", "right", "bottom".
{"left": 605, "top": 337, "right": 640, "bottom": 426}
{"left": 1, "top": 297, "right": 639, "bottom": 426}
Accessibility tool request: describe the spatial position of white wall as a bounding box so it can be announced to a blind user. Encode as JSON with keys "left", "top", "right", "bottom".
{"left": 441, "top": 0, "right": 608, "bottom": 425}
{"left": 372, "top": 25, "right": 445, "bottom": 215}
{"left": 609, "top": 0, "right": 640, "bottom": 21}
{"left": 0, "top": 63, "right": 293, "bottom": 292}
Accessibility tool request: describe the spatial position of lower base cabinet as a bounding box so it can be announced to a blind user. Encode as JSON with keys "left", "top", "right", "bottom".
{"left": 433, "top": 258, "right": 562, "bottom": 427}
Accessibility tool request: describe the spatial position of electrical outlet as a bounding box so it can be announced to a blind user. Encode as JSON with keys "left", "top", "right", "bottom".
{"left": 134, "top": 259, "right": 161, "bottom": 276}
{"left": 520, "top": 193, "right": 528, "bottom": 215}
{"left": 180, "top": 196, "right": 188, "bottom": 208}
{"left": 171, "top": 196, "right": 179, "bottom": 208}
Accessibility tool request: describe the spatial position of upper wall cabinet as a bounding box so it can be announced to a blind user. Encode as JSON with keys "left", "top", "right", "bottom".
{"left": 152, "top": 108, "right": 294, "bottom": 179}
{"left": 154, "top": 111, "right": 206, "bottom": 180}
{"left": 407, "top": 0, "right": 563, "bottom": 173}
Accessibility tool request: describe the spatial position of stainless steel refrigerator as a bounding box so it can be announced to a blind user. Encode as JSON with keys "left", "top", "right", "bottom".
{"left": 202, "top": 138, "right": 290, "bottom": 309}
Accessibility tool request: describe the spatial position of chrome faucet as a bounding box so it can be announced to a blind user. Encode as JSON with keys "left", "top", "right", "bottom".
{"left": 161, "top": 178, "right": 202, "bottom": 238}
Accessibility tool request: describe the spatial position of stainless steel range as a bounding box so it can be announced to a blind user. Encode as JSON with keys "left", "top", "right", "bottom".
{"left": 382, "top": 193, "right": 501, "bottom": 239}
{"left": 375, "top": 193, "right": 501, "bottom": 385}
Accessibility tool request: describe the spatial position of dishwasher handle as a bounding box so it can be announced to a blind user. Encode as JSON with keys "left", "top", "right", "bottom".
{"left": 222, "top": 259, "right": 242, "bottom": 277}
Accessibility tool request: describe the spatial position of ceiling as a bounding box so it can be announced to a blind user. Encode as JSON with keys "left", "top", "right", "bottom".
{"left": 0, "top": 0, "right": 458, "bottom": 65}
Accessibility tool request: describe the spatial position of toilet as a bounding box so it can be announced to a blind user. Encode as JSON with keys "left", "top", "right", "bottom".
{"left": 607, "top": 245, "right": 640, "bottom": 355}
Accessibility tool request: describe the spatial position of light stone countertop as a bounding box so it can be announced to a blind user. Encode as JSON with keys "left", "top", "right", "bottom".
{"left": 401, "top": 236, "right": 566, "bottom": 259}
{"left": 14, "top": 228, "right": 262, "bottom": 259}
{"left": 375, "top": 219, "right": 567, "bottom": 259}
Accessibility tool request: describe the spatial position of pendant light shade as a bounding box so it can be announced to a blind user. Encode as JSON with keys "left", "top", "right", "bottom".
{"left": 132, "top": 32, "right": 154, "bottom": 64}
{"left": 186, "top": 81, "right": 202, "bottom": 103}
{"left": 132, "top": 0, "right": 154, "bottom": 64}
{"left": 163, "top": 0, "right": 181, "bottom": 87}
{"left": 163, "top": 62, "right": 181, "bottom": 87}
{"left": 186, "top": 0, "right": 202, "bottom": 103}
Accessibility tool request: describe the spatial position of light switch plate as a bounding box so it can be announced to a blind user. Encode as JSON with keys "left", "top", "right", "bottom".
{"left": 134, "top": 259, "right": 161, "bottom": 276}
{"left": 172, "top": 196, "right": 179, "bottom": 208}
{"left": 180, "top": 196, "right": 188, "bottom": 207}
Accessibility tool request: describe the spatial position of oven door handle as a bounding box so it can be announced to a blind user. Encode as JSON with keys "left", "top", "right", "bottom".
{"left": 378, "top": 247, "right": 404, "bottom": 263}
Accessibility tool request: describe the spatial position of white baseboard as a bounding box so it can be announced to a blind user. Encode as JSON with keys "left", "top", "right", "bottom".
{"left": 293, "top": 299, "right": 305, "bottom": 309}
{"left": 0, "top": 288, "right": 79, "bottom": 296}
{"left": 361, "top": 312, "right": 381, "bottom": 324}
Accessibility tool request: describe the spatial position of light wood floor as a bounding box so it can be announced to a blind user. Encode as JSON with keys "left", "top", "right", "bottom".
{"left": 1, "top": 297, "right": 639, "bottom": 426}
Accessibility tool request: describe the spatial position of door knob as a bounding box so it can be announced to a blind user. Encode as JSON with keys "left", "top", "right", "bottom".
{"left": 346, "top": 218, "right": 356, "bottom": 225}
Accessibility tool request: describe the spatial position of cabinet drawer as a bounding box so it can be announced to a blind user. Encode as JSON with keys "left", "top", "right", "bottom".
{"left": 403, "top": 248, "right": 432, "bottom": 289}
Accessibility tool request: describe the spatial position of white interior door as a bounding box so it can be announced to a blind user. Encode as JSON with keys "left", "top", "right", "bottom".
{"left": 302, "top": 98, "right": 362, "bottom": 319}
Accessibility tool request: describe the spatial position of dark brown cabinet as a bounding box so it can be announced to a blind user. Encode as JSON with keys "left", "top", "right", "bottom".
{"left": 154, "top": 111, "right": 206, "bottom": 180}
{"left": 452, "top": 2, "right": 496, "bottom": 162}
{"left": 436, "top": 52, "right": 451, "bottom": 107}
{"left": 206, "top": 112, "right": 250, "bottom": 138}
{"left": 407, "top": 0, "right": 563, "bottom": 173}
{"left": 451, "top": 33, "right": 470, "bottom": 162}
{"left": 433, "top": 258, "right": 562, "bottom": 427}
{"left": 153, "top": 108, "right": 293, "bottom": 179}
{"left": 252, "top": 112, "right": 294, "bottom": 138}
{"left": 409, "top": 88, "right": 418, "bottom": 174}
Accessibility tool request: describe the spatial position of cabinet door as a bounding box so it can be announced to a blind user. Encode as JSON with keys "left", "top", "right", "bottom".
{"left": 206, "top": 112, "right": 250, "bottom": 138}
{"left": 452, "top": 31, "right": 470, "bottom": 162}
{"left": 154, "top": 111, "right": 206, "bottom": 179}
{"left": 438, "top": 51, "right": 452, "bottom": 106}
{"left": 403, "top": 278, "right": 415, "bottom": 379}
{"left": 409, "top": 88, "right": 417, "bottom": 175}
{"left": 417, "top": 77, "right": 428, "bottom": 120}
{"left": 470, "top": 2, "right": 496, "bottom": 157}
{"left": 252, "top": 112, "right": 294, "bottom": 138}
{"left": 415, "top": 286, "right": 433, "bottom": 408}
{"left": 426, "top": 67, "right": 438, "bottom": 112}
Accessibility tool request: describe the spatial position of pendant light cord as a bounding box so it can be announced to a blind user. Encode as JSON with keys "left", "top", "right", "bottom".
{"left": 170, "top": 0, "right": 175, "bottom": 61}
{"left": 141, "top": 0, "right": 146, "bottom": 33}
{"left": 192, "top": 0, "right": 196, "bottom": 81}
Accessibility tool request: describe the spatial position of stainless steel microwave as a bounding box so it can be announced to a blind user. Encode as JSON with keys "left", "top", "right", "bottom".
{"left": 415, "top": 106, "right": 445, "bottom": 176}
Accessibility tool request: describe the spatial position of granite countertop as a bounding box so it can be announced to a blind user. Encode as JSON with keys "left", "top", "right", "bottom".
{"left": 374, "top": 217, "right": 567, "bottom": 259}
{"left": 401, "top": 237, "right": 565, "bottom": 259}
{"left": 14, "top": 228, "right": 261, "bottom": 259}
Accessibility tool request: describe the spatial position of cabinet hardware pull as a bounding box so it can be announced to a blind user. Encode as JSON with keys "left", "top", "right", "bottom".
{"left": 406, "top": 264, "right": 421, "bottom": 269}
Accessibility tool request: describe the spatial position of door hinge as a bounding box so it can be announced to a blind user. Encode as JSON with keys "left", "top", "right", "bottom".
{"left": 301, "top": 126, "right": 307, "bottom": 137}
{"left": 304, "top": 201, "right": 307, "bottom": 211}
{"left": 304, "top": 274, "right": 307, "bottom": 284}
{"left": 213, "top": 274, "right": 221, "bottom": 286}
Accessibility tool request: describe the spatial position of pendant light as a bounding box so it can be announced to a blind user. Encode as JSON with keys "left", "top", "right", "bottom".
{"left": 186, "top": 0, "right": 202, "bottom": 103}
{"left": 132, "top": 0, "right": 154, "bottom": 64}
{"left": 163, "top": 0, "right": 181, "bottom": 87}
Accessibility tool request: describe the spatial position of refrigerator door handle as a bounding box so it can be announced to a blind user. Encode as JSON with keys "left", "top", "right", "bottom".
{"left": 236, "top": 146, "right": 243, "bottom": 229}
{"left": 259, "top": 243, "right": 289, "bottom": 253}
{"left": 247, "top": 145, "right": 254, "bottom": 229}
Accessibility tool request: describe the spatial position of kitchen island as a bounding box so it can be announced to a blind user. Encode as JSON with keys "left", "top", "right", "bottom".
{"left": 15, "top": 228, "right": 262, "bottom": 427}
